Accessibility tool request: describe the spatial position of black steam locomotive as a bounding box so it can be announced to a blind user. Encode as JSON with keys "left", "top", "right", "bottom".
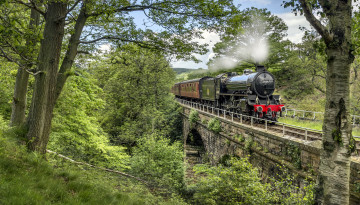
{"left": 171, "top": 65, "right": 285, "bottom": 121}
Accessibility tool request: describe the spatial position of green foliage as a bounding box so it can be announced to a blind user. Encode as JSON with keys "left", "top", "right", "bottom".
{"left": 0, "top": 133, "right": 186, "bottom": 205}
{"left": 0, "top": 115, "right": 7, "bottom": 135}
{"left": 350, "top": 57, "right": 360, "bottom": 115}
{"left": 271, "top": 31, "right": 327, "bottom": 106}
{"left": 191, "top": 158, "right": 274, "bottom": 205}
{"left": 332, "top": 128, "right": 342, "bottom": 145}
{"left": 190, "top": 157, "right": 315, "bottom": 205}
{"left": 355, "top": 182, "right": 360, "bottom": 193}
{"left": 234, "top": 133, "right": 245, "bottom": 142}
{"left": 348, "top": 135, "right": 356, "bottom": 154}
{"left": 129, "top": 135, "right": 185, "bottom": 193}
{"left": 0, "top": 3, "right": 41, "bottom": 71}
{"left": 173, "top": 68, "right": 195, "bottom": 75}
{"left": 244, "top": 136, "right": 254, "bottom": 152}
{"left": 91, "top": 44, "right": 181, "bottom": 147}
{"left": 207, "top": 118, "right": 222, "bottom": 134}
{"left": 284, "top": 142, "right": 302, "bottom": 169}
{"left": 201, "top": 119, "right": 208, "bottom": 125}
{"left": 0, "top": 60, "right": 17, "bottom": 119}
{"left": 49, "top": 69, "right": 129, "bottom": 170}
{"left": 189, "top": 109, "right": 200, "bottom": 128}
{"left": 270, "top": 166, "right": 315, "bottom": 205}
{"left": 353, "top": 10, "right": 360, "bottom": 55}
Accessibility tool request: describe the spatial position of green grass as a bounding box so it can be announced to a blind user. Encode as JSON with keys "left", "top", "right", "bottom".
{"left": 278, "top": 117, "right": 323, "bottom": 131}
{"left": 278, "top": 117, "right": 360, "bottom": 138}
{"left": 0, "top": 128, "right": 187, "bottom": 205}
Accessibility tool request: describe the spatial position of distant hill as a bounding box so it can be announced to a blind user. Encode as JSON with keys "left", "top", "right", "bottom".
{"left": 173, "top": 67, "right": 197, "bottom": 74}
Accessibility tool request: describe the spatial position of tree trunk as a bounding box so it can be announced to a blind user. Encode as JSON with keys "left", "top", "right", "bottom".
{"left": 39, "top": 5, "right": 88, "bottom": 152}
{"left": 26, "top": 2, "right": 67, "bottom": 153}
{"left": 312, "top": 1, "right": 354, "bottom": 204}
{"left": 317, "top": 47, "right": 353, "bottom": 204}
{"left": 11, "top": 66, "right": 29, "bottom": 126}
{"left": 297, "top": 0, "right": 354, "bottom": 204}
{"left": 10, "top": 7, "right": 40, "bottom": 127}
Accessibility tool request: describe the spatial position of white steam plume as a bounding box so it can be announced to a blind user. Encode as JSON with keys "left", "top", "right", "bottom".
{"left": 210, "top": 15, "right": 269, "bottom": 71}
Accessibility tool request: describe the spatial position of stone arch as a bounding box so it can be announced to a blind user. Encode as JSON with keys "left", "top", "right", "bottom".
{"left": 186, "top": 128, "right": 205, "bottom": 147}
{"left": 183, "top": 118, "right": 207, "bottom": 166}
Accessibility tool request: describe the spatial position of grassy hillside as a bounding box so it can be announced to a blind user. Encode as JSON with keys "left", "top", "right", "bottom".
{"left": 0, "top": 120, "right": 186, "bottom": 205}
{"left": 173, "top": 68, "right": 195, "bottom": 74}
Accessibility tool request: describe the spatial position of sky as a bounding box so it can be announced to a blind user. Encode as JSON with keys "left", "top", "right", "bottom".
{"left": 171, "top": 0, "right": 311, "bottom": 69}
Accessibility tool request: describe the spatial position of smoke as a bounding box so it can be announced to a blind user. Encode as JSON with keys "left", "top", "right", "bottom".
{"left": 209, "top": 15, "right": 269, "bottom": 71}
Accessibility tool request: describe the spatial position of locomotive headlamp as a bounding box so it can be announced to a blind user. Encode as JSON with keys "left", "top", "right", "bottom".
{"left": 257, "top": 106, "right": 263, "bottom": 112}
{"left": 281, "top": 106, "right": 286, "bottom": 112}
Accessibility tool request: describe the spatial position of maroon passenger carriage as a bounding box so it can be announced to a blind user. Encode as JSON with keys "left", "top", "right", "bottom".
{"left": 172, "top": 65, "right": 285, "bottom": 121}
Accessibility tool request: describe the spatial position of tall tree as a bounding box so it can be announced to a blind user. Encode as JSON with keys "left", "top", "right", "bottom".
{"left": 91, "top": 44, "right": 179, "bottom": 148}
{"left": 284, "top": 0, "right": 355, "bottom": 204}
{"left": 0, "top": 3, "right": 41, "bottom": 125}
{"left": 0, "top": 0, "right": 241, "bottom": 153}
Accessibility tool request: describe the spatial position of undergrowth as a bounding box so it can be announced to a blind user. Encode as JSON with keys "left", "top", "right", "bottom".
{"left": 0, "top": 123, "right": 186, "bottom": 205}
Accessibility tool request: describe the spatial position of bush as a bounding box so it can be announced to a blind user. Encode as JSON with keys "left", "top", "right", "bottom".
{"left": 207, "top": 118, "right": 222, "bottom": 133}
{"left": 190, "top": 157, "right": 315, "bottom": 205}
{"left": 129, "top": 135, "right": 185, "bottom": 193}
{"left": 189, "top": 109, "right": 199, "bottom": 128}
{"left": 191, "top": 157, "right": 273, "bottom": 205}
{"left": 269, "top": 165, "right": 315, "bottom": 205}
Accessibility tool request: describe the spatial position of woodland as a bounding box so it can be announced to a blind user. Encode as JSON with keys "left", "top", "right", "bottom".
{"left": 0, "top": 0, "right": 359, "bottom": 204}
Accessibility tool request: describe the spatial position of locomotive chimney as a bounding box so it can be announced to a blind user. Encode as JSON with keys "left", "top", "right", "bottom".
{"left": 255, "top": 65, "right": 266, "bottom": 72}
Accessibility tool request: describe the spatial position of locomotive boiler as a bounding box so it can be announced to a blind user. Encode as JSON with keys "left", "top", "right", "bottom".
{"left": 172, "top": 65, "right": 285, "bottom": 121}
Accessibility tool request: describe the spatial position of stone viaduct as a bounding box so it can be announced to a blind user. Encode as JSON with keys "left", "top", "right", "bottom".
{"left": 181, "top": 104, "right": 360, "bottom": 204}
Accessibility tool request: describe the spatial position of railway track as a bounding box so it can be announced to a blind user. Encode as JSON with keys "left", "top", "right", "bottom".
{"left": 177, "top": 98, "right": 323, "bottom": 141}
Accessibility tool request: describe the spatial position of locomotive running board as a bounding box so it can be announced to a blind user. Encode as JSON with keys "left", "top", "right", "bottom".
{"left": 219, "top": 93, "right": 248, "bottom": 97}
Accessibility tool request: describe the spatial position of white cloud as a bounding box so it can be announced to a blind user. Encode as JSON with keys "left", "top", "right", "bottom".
{"left": 276, "top": 12, "right": 311, "bottom": 43}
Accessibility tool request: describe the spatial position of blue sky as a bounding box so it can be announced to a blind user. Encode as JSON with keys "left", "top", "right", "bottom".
{"left": 170, "top": 0, "right": 311, "bottom": 69}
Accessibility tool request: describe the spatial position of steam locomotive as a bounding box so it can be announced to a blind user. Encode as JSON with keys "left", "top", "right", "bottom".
{"left": 171, "top": 65, "right": 285, "bottom": 121}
